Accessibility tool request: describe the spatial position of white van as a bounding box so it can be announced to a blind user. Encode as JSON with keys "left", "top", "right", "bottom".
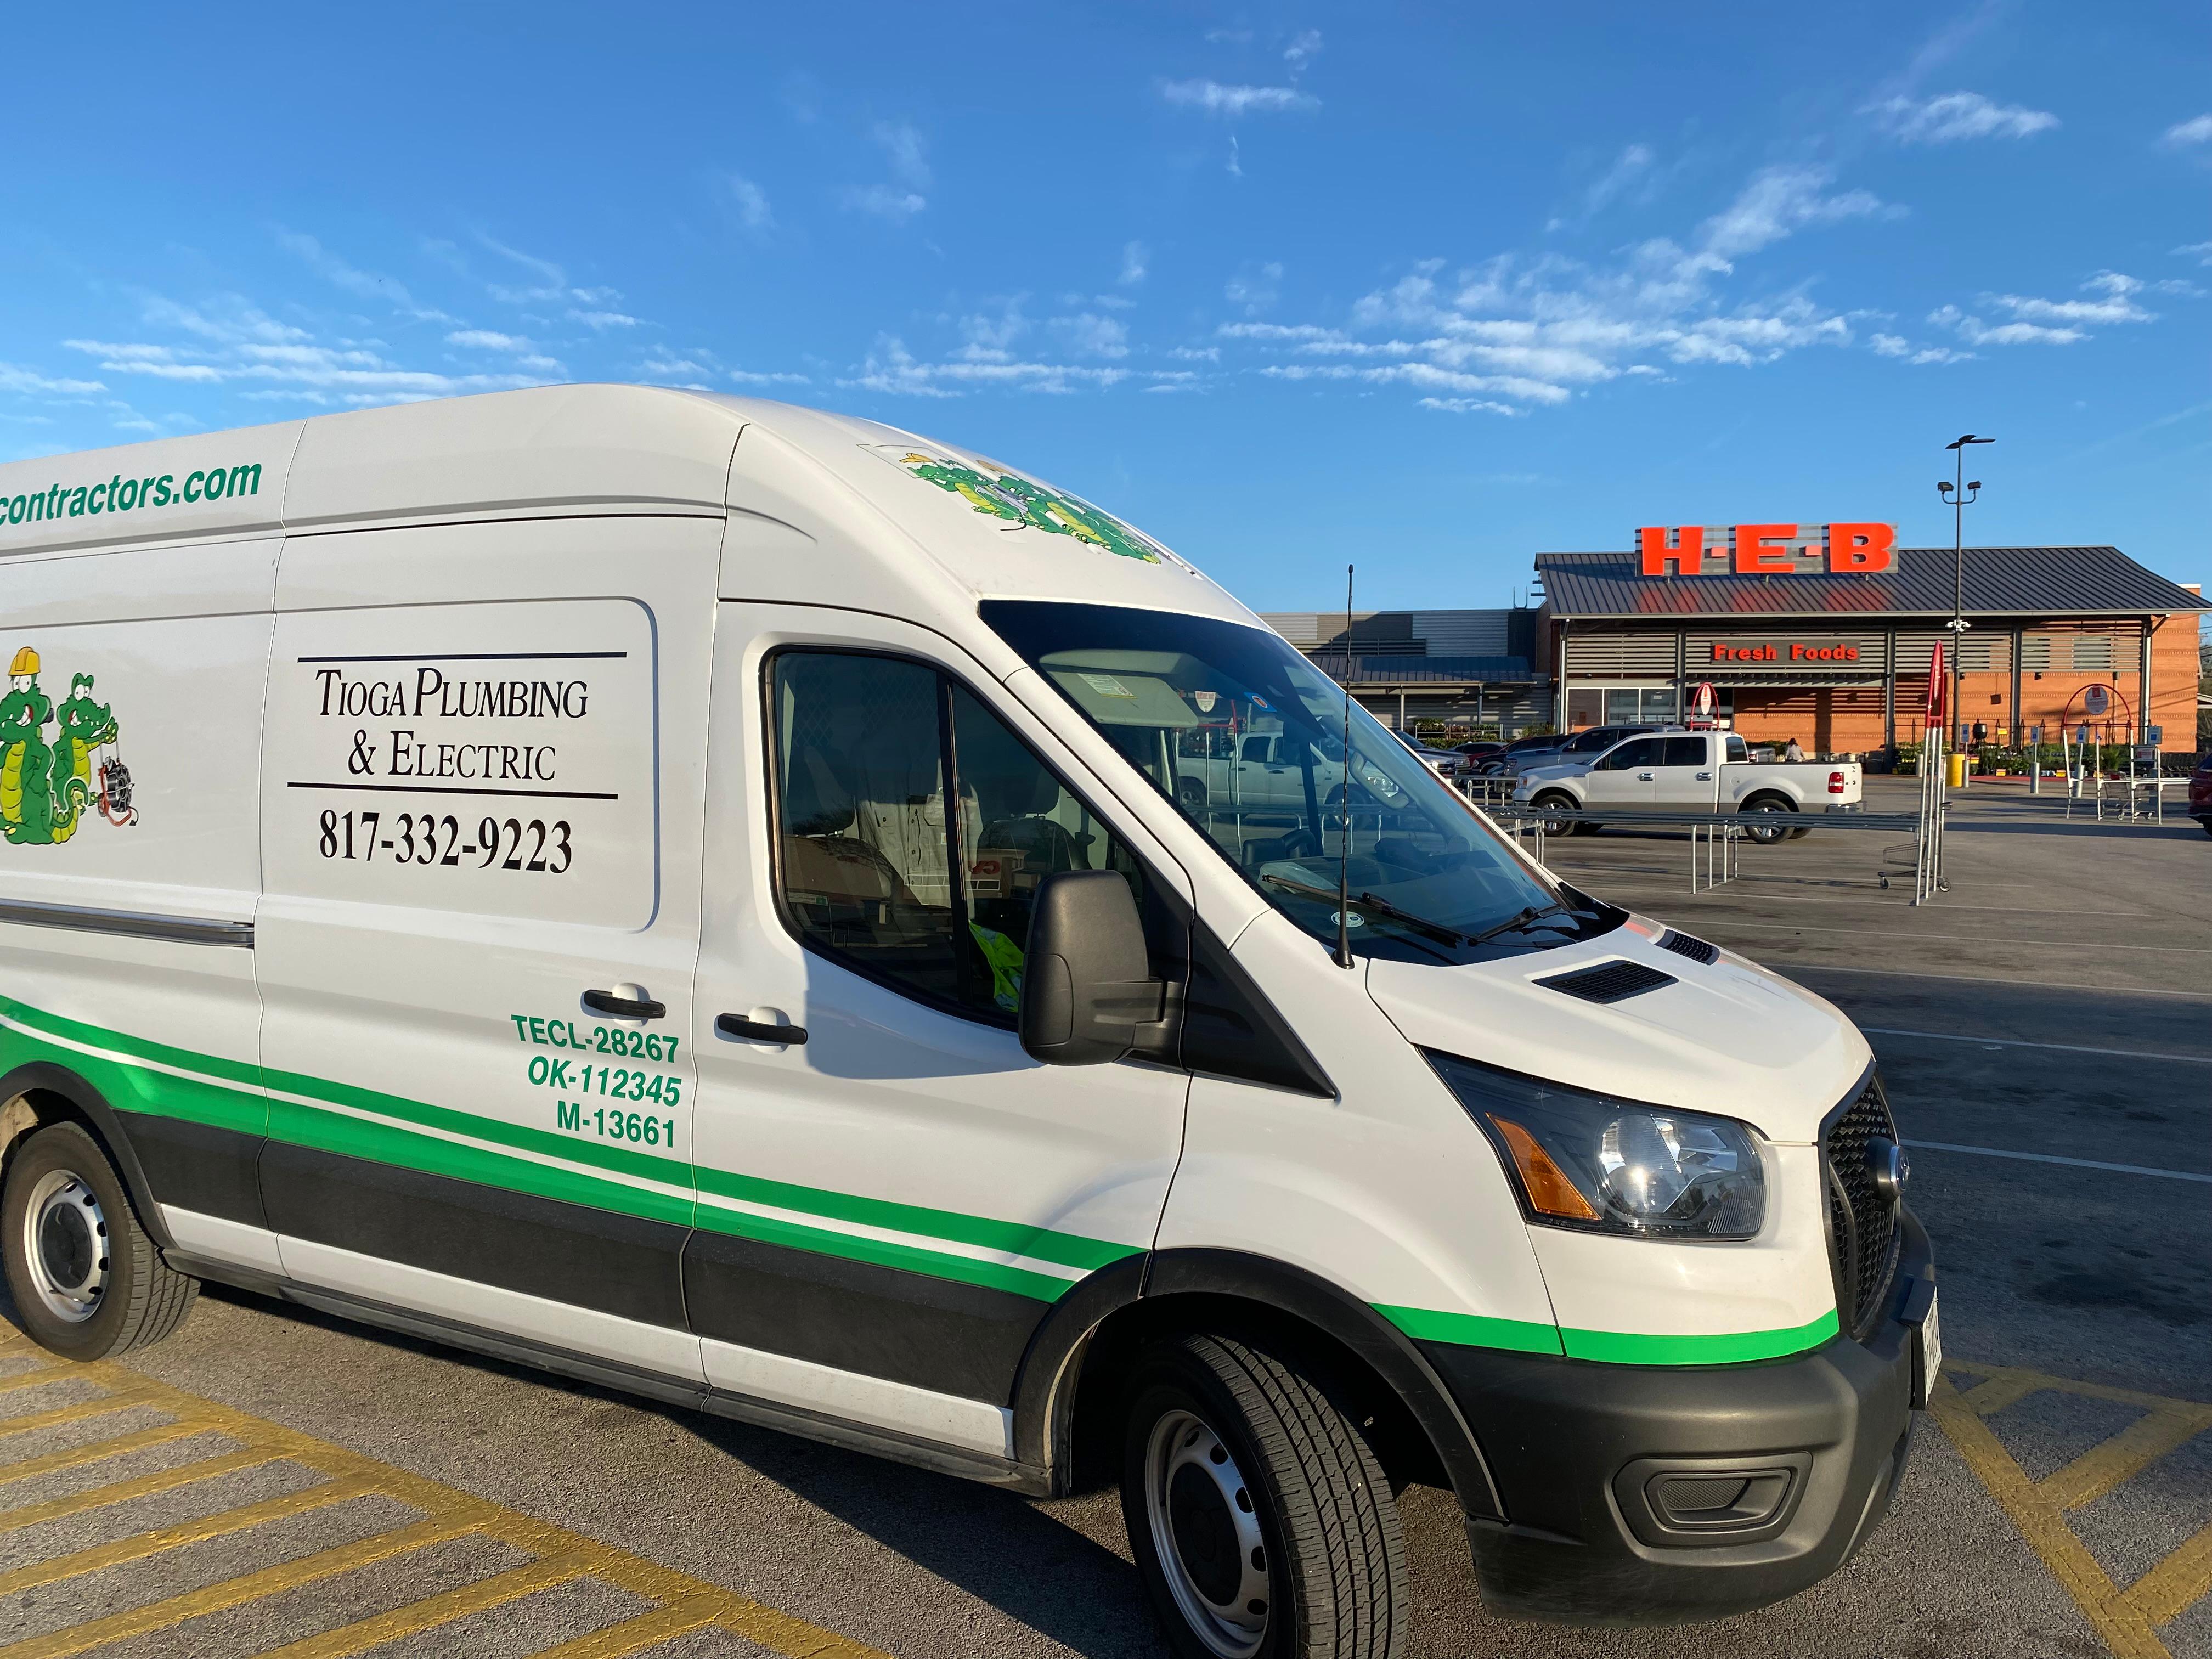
{"left": 0, "top": 388, "right": 1934, "bottom": 1655}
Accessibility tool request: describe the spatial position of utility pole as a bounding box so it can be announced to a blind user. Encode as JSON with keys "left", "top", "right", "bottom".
{"left": 1938, "top": 435, "right": 1993, "bottom": 765}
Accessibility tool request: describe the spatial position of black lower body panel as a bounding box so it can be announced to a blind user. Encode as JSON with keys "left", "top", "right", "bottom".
{"left": 116, "top": 1110, "right": 266, "bottom": 1229}
{"left": 258, "top": 1140, "right": 689, "bottom": 1330}
{"left": 1429, "top": 1207, "right": 1932, "bottom": 1624}
{"left": 683, "top": 1227, "right": 1048, "bottom": 1403}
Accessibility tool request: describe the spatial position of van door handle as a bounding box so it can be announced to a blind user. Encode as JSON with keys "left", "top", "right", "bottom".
{"left": 718, "top": 1013, "right": 808, "bottom": 1045}
{"left": 583, "top": 988, "right": 665, "bottom": 1020}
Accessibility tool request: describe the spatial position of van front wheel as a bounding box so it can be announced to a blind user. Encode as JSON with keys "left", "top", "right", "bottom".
{"left": 1121, "top": 1333, "right": 1408, "bottom": 1659}
{"left": 2, "top": 1120, "right": 197, "bottom": 1361}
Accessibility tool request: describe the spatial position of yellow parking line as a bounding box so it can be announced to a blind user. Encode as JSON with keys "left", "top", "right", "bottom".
{"left": 529, "top": 1594, "right": 727, "bottom": 1659}
{"left": 0, "top": 1514, "right": 481, "bottom": 1659}
{"left": 0, "top": 1472, "right": 381, "bottom": 1599}
{"left": 2124, "top": 1521, "right": 2212, "bottom": 1629}
{"left": 0, "top": 1386, "right": 157, "bottom": 1437}
{"left": 248, "top": 1549, "right": 594, "bottom": 1659}
{"left": 1935, "top": 1362, "right": 2212, "bottom": 1659}
{"left": 0, "top": 1443, "right": 279, "bottom": 1534}
{"left": 0, "top": 1327, "right": 893, "bottom": 1659}
{"left": 0, "top": 1418, "right": 215, "bottom": 1487}
{"left": 2038, "top": 1404, "right": 2212, "bottom": 1512}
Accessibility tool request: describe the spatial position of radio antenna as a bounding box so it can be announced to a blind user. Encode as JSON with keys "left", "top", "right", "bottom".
{"left": 1335, "top": 563, "right": 1355, "bottom": 970}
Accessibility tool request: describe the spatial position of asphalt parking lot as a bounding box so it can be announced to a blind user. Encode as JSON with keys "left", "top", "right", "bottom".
{"left": 3, "top": 776, "right": 2207, "bottom": 1659}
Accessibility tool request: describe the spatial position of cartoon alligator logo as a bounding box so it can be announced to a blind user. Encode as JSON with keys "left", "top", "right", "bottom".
{"left": 0, "top": 649, "right": 135, "bottom": 845}
{"left": 888, "top": 450, "right": 1165, "bottom": 565}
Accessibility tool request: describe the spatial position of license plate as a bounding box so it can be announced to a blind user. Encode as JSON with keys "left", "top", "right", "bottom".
{"left": 1915, "top": 1288, "right": 1942, "bottom": 1406}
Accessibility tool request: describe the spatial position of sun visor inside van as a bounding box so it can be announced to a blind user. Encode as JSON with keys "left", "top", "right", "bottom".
{"left": 1045, "top": 667, "right": 1198, "bottom": 729}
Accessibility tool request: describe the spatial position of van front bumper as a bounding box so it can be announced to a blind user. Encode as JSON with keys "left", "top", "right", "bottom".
{"left": 1424, "top": 1206, "right": 1932, "bottom": 1626}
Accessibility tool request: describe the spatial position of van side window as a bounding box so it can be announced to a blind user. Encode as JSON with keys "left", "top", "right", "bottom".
{"left": 1725, "top": 735, "right": 1750, "bottom": 764}
{"left": 769, "top": 650, "right": 1141, "bottom": 1023}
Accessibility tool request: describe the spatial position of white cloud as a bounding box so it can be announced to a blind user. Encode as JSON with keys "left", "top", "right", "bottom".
{"left": 1052, "top": 313, "right": 1130, "bottom": 358}
{"left": 1695, "top": 166, "right": 1891, "bottom": 264}
{"left": 1169, "top": 345, "right": 1221, "bottom": 362}
{"left": 1928, "top": 272, "right": 2158, "bottom": 347}
{"left": 446, "top": 329, "right": 532, "bottom": 350}
{"left": 2162, "top": 114, "right": 2212, "bottom": 146}
{"left": 1909, "top": 347, "right": 1975, "bottom": 364}
{"left": 2177, "top": 241, "right": 2212, "bottom": 267}
{"left": 1209, "top": 163, "right": 1897, "bottom": 412}
{"left": 725, "top": 173, "right": 774, "bottom": 234}
{"left": 729, "top": 369, "right": 810, "bottom": 385}
{"left": 1582, "top": 144, "right": 1655, "bottom": 216}
{"left": 479, "top": 235, "right": 569, "bottom": 304}
{"left": 1160, "top": 80, "right": 1319, "bottom": 116}
{"left": 871, "top": 121, "right": 931, "bottom": 189}
{"left": 1224, "top": 262, "right": 1284, "bottom": 314}
{"left": 277, "top": 231, "right": 421, "bottom": 310}
{"left": 1870, "top": 332, "right": 1912, "bottom": 357}
{"left": 0, "top": 363, "right": 104, "bottom": 396}
{"left": 843, "top": 335, "right": 1128, "bottom": 398}
{"left": 1283, "top": 29, "right": 1322, "bottom": 72}
{"left": 1870, "top": 91, "right": 2058, "bottom": 143}
{"left": 1417, "top": 397, "right": 1521, "bottom": 416}
{"left": 844, "top": 185, "right": 927, "bottom": 221}
{"left": 568, "top": 309, "right": 641, "bottom": 329}
{"left": 1119, "top": 241, "right": 1149, "bottom": 285}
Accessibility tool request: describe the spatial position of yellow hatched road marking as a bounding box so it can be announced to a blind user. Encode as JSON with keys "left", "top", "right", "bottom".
{"left": 0, "top": 1472, "right": 382, "bottom": 1599}
{"left": 0, "top": 1327, "right": 891, "bottom": 1659}
{"left": 0, "top": 1417, "right": 214, "bottom": 1487}
{"left": 0, "top": 1443, "right": 278, "bottom": 1534}
{"left": 1935, "top": 1360, "right": 2212, "bottom": 1659}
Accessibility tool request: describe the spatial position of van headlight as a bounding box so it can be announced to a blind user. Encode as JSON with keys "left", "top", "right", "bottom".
{"left": 1427, "top": 1052, "right": 1767, "bottom": 1239}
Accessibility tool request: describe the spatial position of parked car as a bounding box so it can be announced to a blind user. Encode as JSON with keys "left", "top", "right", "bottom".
{"left": 1514, "top": 731, "right": 1863, "bottom": 841}
{"left": 1393, "top": 730, "right": 1466, "bottom": 777}
{"left": 1469, "top": 730, "right": 1571, "bottom": 775}
{"left": 1452, "top": 739, "right": 1506, "bottom": 761}
{"left": 2191, "top": 750, "right": 2212, "bottom": 837}
{"left": 1175, "top": 729, "right": 1406, "bottom": 811}
{"left": 1488, "top": 723, "right": 1675, "bottom": 778}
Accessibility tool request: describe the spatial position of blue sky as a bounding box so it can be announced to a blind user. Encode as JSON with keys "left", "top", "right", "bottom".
{"left": 2, "top": 2, "right": 2206, "bottom": 608}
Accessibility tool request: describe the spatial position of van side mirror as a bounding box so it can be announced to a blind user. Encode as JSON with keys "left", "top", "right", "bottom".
{"left": 1019, "top": 871, "right": 1178, "bottom": 1066}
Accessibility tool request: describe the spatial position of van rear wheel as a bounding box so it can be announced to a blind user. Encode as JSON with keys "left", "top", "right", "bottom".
{"left": 1121, "top": 1333, "right": 1407, "bottom": 1659}
{"left": 2, "top": 1120, "right": 197, "bottom": 1361}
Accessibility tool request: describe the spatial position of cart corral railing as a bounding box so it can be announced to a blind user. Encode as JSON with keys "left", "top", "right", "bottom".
{"left": 1464, "top": 798, "right": 1942, "bottom": 901}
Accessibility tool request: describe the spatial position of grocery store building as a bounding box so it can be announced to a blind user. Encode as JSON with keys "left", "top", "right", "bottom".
{"left": 1534, "top": 530, "right": 2205, "bottom": 757}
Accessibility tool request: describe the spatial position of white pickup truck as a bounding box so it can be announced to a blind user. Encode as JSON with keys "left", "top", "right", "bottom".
{"left": 1510, "top": 730, "right": 1862, "bottom": 841}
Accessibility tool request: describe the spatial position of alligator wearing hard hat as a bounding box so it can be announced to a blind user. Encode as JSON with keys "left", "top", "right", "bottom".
{"left": 0, "top": 647, "right": 53, "bottom": 832}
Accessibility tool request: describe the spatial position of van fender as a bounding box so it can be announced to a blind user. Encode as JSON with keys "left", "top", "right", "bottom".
{"left": 0, "top": 1060, "right": 174, "bottom": 1251}
{"left": 1012, "top": 1246, "right": 1502, "bottom": 1518}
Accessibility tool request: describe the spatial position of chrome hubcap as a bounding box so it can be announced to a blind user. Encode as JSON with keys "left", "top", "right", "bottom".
{"left": 24, "top": 1169, "right": 107, "bottom": 1323}
{"left": 1145, "top": 1409, "right": 1270, "bottom": 1658}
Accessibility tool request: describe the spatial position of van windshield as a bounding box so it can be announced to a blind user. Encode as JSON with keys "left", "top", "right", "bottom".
{"left": 980, "top": 601, "right": 1620, "bottom": 964}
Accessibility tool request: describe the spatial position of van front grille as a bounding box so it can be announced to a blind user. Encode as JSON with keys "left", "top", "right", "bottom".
{"left": 1822, "top": 1075, "right": 1900, "bottom": 1340}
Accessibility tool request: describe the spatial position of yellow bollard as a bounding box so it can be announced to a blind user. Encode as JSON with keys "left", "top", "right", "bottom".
{"left": 1946, "top": 751, "right": 1967, "bottom": 788}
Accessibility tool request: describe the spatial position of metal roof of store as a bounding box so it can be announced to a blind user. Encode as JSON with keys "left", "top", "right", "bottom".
{"left": 1307, "top": 654, "right": 1534, "bottom": 684}
{"left": 1534, "top": 546, "right": 2207, "bottom": 620}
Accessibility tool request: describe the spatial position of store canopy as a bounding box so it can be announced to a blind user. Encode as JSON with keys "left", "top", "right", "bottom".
{"left": 1536, "top": 545, "right": 2207, "bottom": 621}
{"left": 1307, "top": 653, "right": 1534, "bottom": 686}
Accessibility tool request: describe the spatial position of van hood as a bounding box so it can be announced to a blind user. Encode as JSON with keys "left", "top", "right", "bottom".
{"left": 1362, "top": 918, "right": 1870, "bottom": 1144}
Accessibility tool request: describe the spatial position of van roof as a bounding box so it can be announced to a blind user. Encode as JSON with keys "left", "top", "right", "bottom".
{"left": 0, "top": 385, "right": 1255, "bottom": 630}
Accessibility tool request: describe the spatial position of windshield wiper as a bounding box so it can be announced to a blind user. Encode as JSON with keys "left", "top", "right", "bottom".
{"left": 1467, "top": 900, "right": 1570, "bottom": 945}
{"left": 1257, "top": 874, "right": 1465, "bottom": 946}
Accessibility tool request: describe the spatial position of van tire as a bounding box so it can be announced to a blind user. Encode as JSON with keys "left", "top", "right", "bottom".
{"left": 1121, "top": 1331, "right": 1407, "bottom": 1659}
{"left": 2, "top": 1121, "right": 198, "bottom": 1362}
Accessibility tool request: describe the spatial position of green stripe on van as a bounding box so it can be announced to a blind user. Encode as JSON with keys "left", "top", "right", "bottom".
{"left": 1373, "top": 1304, "right": 1564, "bottom": 1355}
{"left": 1559, "top": 1309, "right": 1841, "bottom": 1366}
{"left": 0, "top": 994, "right": 1119, "bottom": 1300}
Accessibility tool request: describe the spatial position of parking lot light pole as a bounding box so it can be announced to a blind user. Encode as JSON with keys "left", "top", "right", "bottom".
{"left": 1938, "top": 435, "right": 1993, "bottom": 763}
